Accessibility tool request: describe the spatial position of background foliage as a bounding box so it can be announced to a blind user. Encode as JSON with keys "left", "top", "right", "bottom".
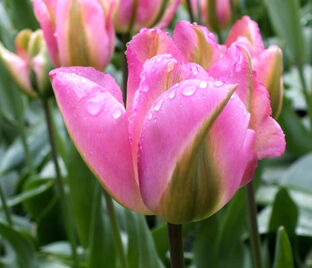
{"left": 0, "top": 0, "right": 311, "bottom": 267}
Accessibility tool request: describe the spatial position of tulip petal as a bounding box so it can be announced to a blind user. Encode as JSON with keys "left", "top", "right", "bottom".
{"left": 50, "top": 67, "right": 150, "bottom": 214}
{"left": 154, "top": 0, "right": 182, "bottom": 29}
{"left": 225, "top": 16, "right": 264, "bottom": 54}
{"left": 0, "top": 44, "right": 35, "bottom": 97}
{"left": 208, "top": 43, "right": 253, "bottom": 108}
{"left": 250, "top": 79, "right": 286, "bottom": 159}
{"left": 128, "top": 54, "right": 210, "bottom": 162}
{"left": 33, "top": 0, "right": 59, "bottom": 66}
{"left": 126, "top": 28, "right": 184, "bottom": 109}
{"left": 253, "top": 45, "right": 283, "bottom": 118}
{"left": 138, "top": 79, "right": 254, "bottom": 223}
{"left": 173, "top": 21, "right": 222, "bottom": 69}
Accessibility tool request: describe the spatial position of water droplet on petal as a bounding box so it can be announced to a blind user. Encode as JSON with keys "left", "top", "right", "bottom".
{"left": 154, "top": 99, "right": 164, "bottom": 111}
{"left": 112, "top": 109, "right": 122, "bottom": 119}
{"left": 199, "top": 81, "right": 208, "bottom": 88}
{"left": 148, "top": 113, "right": 153, "bottom": 120}
{"left": 169, "top": 90, "right": 176, "bottom": 99}
{"left": 192, "top": 66, "right": 198, "bottom": 75}
{"left": 156, "top": 57, "right": 162, "bottom": 63}
{"left": 86, "top": 103, "right": 103, "bottom": 116}
{"left": 214, "top": 81, "right": 223, "bottom": 87}
{"left": 81, "top": 77, "right": 87, "bottom": 83}
{"left": 182, "top": 86, "right": 196, "bottom": 96}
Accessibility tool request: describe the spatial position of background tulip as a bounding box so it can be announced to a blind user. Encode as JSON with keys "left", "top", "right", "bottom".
{"left": 33, "top": 0, "right": 115, "bottom": 70}
{"left": 50, "top": 20, "right": 285, "bottom": 224}
{"left": 225, "top": 16, "right": 284, "bottom": 118}
{"left": 189, "top": 0, "right": 235, "bottom": 32}
{"left": 0, "top": 29, "right": 52, "bottom": 98}
{"left": 113, "top": 0, "right": 182, "bottom": 33}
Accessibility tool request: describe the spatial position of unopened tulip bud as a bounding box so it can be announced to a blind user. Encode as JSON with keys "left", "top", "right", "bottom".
{"left": 113, "top": 0, "right": 181, "bottom": 33}
{"left": 253, "top": 46, "right": 283, "bottom": 118}
{"left": 0, "top": 29, "right": 52, "bottom": 98}
{"left": 33, "top": 0, "right": 115, "bottom": 70}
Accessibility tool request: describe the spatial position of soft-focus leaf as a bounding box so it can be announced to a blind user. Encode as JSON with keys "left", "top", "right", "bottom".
{"left": 269, "top": 188, "right": 298, "bottom": 234}
{"left": 0, "top": 220, "right": 36, "bottom": 268}
{"left": 126, "top": 212, "right": 164, "bottom": 268}
{"left": 265, "top": 0, "right": 305, "bottom": 66}
{"left": 66, "top": 143, "right": 115, "bottom": 267}
{"left": 273, "top": 226, "right": 294, "bottom": 268}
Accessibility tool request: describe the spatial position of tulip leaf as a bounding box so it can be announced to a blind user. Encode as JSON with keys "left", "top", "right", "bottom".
{"left": 265, "top": 0, "right": 305, "bottom": 66}
{"left": 126, "top": 212, "right": 164, "bottom": 268}
{"left": 273, "top": 227, "right": 294, "bottom": 268}
{"left": 269, "top": 188, "right": 298, "bottom": 235}
{"left": 0, "top": 220, "right": 36, "bottom": 268}
{"left": 66, "top": 143, "right": 116, "bottom": 267}
{"left": 277, "top": 98, "right": 312, "bottom": 156}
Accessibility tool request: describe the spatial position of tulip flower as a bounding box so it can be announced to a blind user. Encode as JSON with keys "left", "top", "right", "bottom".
{"left": 189, "top": 0, "right": 234, "bottom": 32}
{"left": 50, "top": 21, "right": 285, "bottom": 224}
{"left": 226, "top": 16, "right": 284, "bottom": 118}
{"left": 32, "top": 0, "right": 115, "bottom": 70}
{"left": 0, "top": 29, "right": 52, "bottom": 98}
{"left": 113, "top": 0, "right": 181, "bottom": 33}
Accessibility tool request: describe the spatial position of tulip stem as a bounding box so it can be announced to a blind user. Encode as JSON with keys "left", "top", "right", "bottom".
{"left": 297, "top": 65, "right": 312, "bottom": 131}
{"left": 0, "top": 184, "right": 13, "bottom": 227}
{"left": 186, "top": 0, "right": 195, "bottom": 23}
{"left": 121, "top": 33, "right": 130, "bottom": 106}
{"left": 41, "top": 98, "right": 80, "bottom": 268}
{"left": 245, "top": 181, "right": 263, "bottom": 268}
{"left": 16, "top": 112, "right": 35, "bottom": 176}
{"left": 103, "top": 190, "right": 129, "bottom": 268}
{"left": 168, "top": 223, "right": 184, "bottom": 268}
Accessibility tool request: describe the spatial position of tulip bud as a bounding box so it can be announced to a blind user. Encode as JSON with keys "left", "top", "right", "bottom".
{"left": 33, "top": 0, "right": 115, "bottom": 70}
{"left": 189, "top": 0, "right": 233, "bottom": 32}
{"left": 113, "top": 0, "right": 181, "bottom": 33}
{"left": 253, "top": 46, "right": 283, "bottom": 118}
{"left": 0, "top": 29, "right": 52, "bottom": 98}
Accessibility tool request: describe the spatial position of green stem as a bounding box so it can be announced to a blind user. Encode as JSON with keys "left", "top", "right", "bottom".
{"left": 167, "top": 223, "right": 184, "bottom": 268}
{"left": 41, "top": 98, "right": 80, "bottom": 268}
{"left": 121, "top": 33, "right": 130, "bottom": 106}
{"left": 186, "top": 0, "right": 195, "bottom": 22}
{"left": 245, "top": 181, "right": 263, "bottom": 268}
{"left": 0, "top": 185, "right": 13, "bottom": 227}
{"left": 297, "top": 65, "right": 312, "bottom": 131}
{"left": 16, "top": 114, "right": 35, "bottom": 176}
{"left": 103, "top": 190, "right": 129, "bottom": 268}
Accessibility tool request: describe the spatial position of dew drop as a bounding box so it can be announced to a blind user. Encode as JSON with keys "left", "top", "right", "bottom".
{"left": 147, "top": 113, "right": 153, "bottom": 120}
{"left": 182, "top": 86, "right": 196, "bottom": 96}
{"left": 169, "top": 90, "right": 176, "bottom": 99}
{"left": 86, "top": 102, "right": 103, "bottom": 116}
{"left": 81, "top": 77, "right": 87, "bottom": 83}
{"left": 167, "top": 61, "right": 175, "bottom": 72}
{"left": 156, "top": 57, "right": 162, "bottom": 63}
{"left": 112, "top": 109, "right": 122, "bottom": 119}
{"left": 199, "top": 81, "right": 208, "bottom": 88}
{"left": 214, "top": 81, "right": 223, "bottom": 87}
{"left": 192, "top": 66, "right": 198, "bottom": 75}
{"left": 154, "top": 99, "right": 164, "bottom": 111}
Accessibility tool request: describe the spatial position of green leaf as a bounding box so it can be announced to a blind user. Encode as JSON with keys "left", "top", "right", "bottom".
{"left": 0, "top": 221, "right": 36, "bottom": 268}
{"left": 277, "top": 98, "right": 312, "bottom": 156}
{"left": 265, "top": 0, "right": 306, "bottom": 66}
{"left": 126, "top": 212, "right": 164, "bottom": 268}
{"left": 269, "top": 188, "right": 298, "bottom": 235}
{"left": 66, "top": 142, "right": 115, "bottom": 267}
{"left": 273, "top": 227, "right": 294, "bottom": 268}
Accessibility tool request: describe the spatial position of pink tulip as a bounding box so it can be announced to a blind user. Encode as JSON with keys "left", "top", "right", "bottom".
{"left": 50, "top": 20, "right": 285, "bottom": 224}
{"left": 190, "top": 0, "right": 233, "bottom": 31}
{"left": 113, "top": 0, "right": 181, "bottom": 33}
{"left": 32, "top": 0, "right": 115, "bottom": 70}
{"left": 226, "top": 16, "right": 284, "bottom": 118}
{"left": 0, "top": 29, "right": 52, "bottom": 98}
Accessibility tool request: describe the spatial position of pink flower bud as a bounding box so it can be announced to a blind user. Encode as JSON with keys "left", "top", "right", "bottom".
{"left": 33, "top": 0, "right": 115, "bottom": 70}
{"left": 113, "top": 0, "right": 181, "bottom": 33}
{"left": 0, "top": 30, "right": 52, "bottom": 98}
